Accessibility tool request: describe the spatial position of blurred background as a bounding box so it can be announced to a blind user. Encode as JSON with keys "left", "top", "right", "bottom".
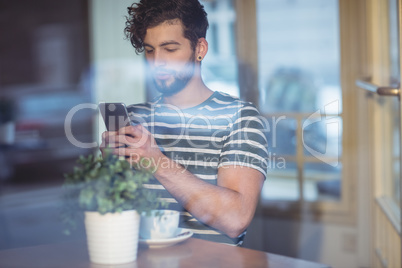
{"left": 0, "top": 0, "right": 351, "bottom": 259}
{"left": 0, "top": 0, "right": 400, "bottom": 268}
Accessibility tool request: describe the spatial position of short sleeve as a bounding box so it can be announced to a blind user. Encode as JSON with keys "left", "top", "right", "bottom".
{"left": 218, "top": 103, "right": 269, "bottom": 178}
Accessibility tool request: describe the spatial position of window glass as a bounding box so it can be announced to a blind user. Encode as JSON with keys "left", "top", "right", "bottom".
{"left": 0, "top": 0, "right": 91, "bottom": 250}
{"left": 261, "top": 162, "right": 299, "bottom": 201}
{"left": 201, "top": 0, "right": 239, "bottom": 97}
{"left": 257, "top": 0, "right": 341, "bottom": 114}
{"left": 302, "top": 116, "right": 342, "bottom": 159}
{"left": 256, "top": 0, "right": 342, "bottom": 202}
{"left": 267, "top": 117, "right": 297, "bottom": 156}
{"left": 392, "top": 99, "right": 400, "bottom": 204}
{"left": 389, "top": 0, "right": 401, "bottom": 206}
{"left": 389, "top": 0, "right": 400, "bottom": 82}
{"left": 304, "top": 162, "right": 342, "bottom": 201}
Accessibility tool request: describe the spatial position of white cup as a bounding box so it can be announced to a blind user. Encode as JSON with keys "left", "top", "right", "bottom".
{"left": 139, "top": 210, "right": 180, "bottom": 240}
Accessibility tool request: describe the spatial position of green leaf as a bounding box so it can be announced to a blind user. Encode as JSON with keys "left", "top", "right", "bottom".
{"left": 61, "top": 151, "right": 165, "bottom": 235}
{"left": 78, "top": 188, "right": 95, "bottom": 210}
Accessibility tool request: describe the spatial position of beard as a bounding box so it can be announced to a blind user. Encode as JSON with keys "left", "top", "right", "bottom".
{"left": 148, "top": 53, "right": 196, "bottom": 97}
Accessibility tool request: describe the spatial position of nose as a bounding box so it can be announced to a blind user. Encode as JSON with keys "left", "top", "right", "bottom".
{"left": 150, "top": 50, "right": 166, "bottom": 68}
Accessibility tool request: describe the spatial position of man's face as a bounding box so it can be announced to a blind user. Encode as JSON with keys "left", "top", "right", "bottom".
{"left": 143, "top": 20, "right": 196, "bottom": 96}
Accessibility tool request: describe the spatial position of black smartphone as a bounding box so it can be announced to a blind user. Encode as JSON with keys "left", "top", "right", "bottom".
{"left": 99, "top": 102, "right": 132, "bottom": 131}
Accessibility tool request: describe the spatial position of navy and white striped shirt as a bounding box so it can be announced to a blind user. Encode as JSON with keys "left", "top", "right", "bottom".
{"left": 127, "top": 91, "right": 268, "bottom": 246}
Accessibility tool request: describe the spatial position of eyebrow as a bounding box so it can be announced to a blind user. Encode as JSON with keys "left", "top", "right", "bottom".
{"left": 144, "top": 41, "right": 181, "bottom": 49}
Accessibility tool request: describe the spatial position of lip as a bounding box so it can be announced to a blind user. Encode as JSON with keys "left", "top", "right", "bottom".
{"left": 155, "top": 72, "right": 172, "bottom": 81}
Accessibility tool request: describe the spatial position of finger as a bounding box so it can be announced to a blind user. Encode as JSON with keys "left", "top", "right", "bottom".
{"left": 100, "top": 140, "right": 107, "bottom": 149}
{"left": 102, "top": 131, "right": 118, "bottom": 142}
{"left": 114, "top": 134, "right": 137, "bottom": 147}
{"left": 114, "top": 147, "right": 135, "bottom": 158}
{"left": 107, "top": 142, "right": 126, "bottom": 149}
{"left": 136, "top": 124, "right": 150, "bottom": 135}
{"left": 119, "top": 125, "right": 151, "bottom": 150}
{"left": 118, "top": 125, "right": 143, "bottom": 137}
{"left": 107, "top": 134, "right": 125, "bottom": 144}
{"left": 101, "top": 135, "right": 125, "bottom": 148}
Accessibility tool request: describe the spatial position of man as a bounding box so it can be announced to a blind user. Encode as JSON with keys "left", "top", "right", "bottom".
{"left": 101, "top": 0, "right": 268, "bottom": 246}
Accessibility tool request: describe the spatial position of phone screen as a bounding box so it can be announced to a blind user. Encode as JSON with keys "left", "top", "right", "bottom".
{"left": 99, "top": 102, "right": 131, "bottom": 131}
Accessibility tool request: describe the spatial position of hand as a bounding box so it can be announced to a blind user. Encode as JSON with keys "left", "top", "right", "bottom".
{"left": 101, "top": 125, "right": 164, "bottom": 171}
{"left": 100, "top": 130, "right": 120, "bottom": 155}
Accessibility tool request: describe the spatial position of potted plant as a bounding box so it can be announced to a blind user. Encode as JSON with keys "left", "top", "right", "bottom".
{"left": 61, "top": 150, "right": 165, "bottom": 265}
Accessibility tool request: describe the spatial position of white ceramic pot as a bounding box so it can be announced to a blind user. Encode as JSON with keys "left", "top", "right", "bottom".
{"left": 85, "top": 210, "right": 140, "bottom": 265}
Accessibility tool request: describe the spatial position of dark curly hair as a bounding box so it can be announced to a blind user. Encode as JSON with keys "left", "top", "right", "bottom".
{"left": 125, "top": 0, "right": 209, "bottom": 54}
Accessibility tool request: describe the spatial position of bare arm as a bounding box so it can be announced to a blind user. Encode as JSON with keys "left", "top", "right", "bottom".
{"left": 154, "top": 155, "right": 264, "bottom": 238}
{"left": 101, "top": 125, "right": 265, "bottom": 238}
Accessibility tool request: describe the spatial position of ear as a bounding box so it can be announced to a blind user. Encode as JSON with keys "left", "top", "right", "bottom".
{"left": 196, "top": 38, "right": 208, "bottom": 61}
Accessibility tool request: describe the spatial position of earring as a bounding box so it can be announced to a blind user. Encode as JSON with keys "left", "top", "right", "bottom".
{"left": 197, "top": 55, "right": 202, "bottom": 61}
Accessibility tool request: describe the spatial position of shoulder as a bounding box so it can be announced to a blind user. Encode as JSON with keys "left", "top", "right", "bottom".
{"left": 126, "top": 96, "right": 161, "bottom": 114}
{"left": 127, "top": 102, "right": 151, "bottom": 113}
{"left": 209, "top": 91, "right": 243, "bottom": 106}
{"left": 215, "top": 92, "right": 262, "bottom": 119}
{"left": 202, "top": 91, "right": 259, "bottom": 116}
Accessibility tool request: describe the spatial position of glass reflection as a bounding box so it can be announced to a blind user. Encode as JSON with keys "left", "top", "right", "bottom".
{"left": 0, "top": 0, "right": 91, "bottom": 250}
{"left": 261, "top": 162, "right": 299, "bottom": 201}
{"left": 392, "top": 98, "right": 400, "bottom": 204}
{"left": 389, "top": 0, "right": 401, "bottom": 206}
{"left": 256, "top": 0, "right": 342, "bottom": 203}
{"left": 257, "top": 0, "right": 341, "bottom": 114}
{"left": 200, "top": 0, "right": 239, "bottom": 97}
{"left": 304, "top": 162, "right": 342, "bottom": 201}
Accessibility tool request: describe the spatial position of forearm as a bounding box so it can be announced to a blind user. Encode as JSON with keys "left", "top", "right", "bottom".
{"left": 153, "top": 155, "right": 252, "bottom": 238}
{"left": 103, "top": 125, "right": 263, "bottom": 237}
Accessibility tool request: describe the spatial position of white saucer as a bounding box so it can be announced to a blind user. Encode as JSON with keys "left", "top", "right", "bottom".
{"left": 139, "top": 228, "right": 193, "bottom": 248}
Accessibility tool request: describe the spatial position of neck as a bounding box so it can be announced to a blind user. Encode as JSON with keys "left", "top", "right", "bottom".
{"left": 162, "top": 74, "right": 213, "bottom": 109}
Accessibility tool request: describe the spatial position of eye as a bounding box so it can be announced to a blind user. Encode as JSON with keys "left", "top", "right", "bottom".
{"left": 145, "top": 49, "right": 154, "bottom": 54}
{"left": 165, "top": 48, "right": 178, "bottom": 53}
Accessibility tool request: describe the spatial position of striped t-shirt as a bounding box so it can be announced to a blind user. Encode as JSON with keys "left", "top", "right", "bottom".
{"left": 127, "top": 91, "right": 268, "bottom": 246}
